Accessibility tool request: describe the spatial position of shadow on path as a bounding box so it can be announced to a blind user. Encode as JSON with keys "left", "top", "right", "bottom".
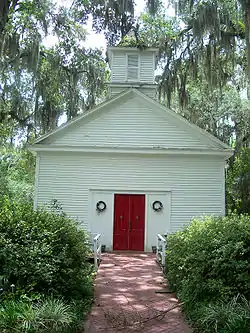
{"left": 85, "top": 253, "right": 192, "bottom": 333}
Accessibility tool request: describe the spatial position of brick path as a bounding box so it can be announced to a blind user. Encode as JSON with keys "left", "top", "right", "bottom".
{"left": 84, "top": 253, "right": 192, "bottom": 333}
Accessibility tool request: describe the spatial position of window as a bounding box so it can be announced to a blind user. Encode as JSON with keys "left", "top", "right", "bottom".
{"left": 127, "top": 54, "right": 139, "bottom": 80}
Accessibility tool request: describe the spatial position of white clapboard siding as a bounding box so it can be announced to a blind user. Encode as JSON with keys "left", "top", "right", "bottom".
{"left": 36, "top": 152, "right": 225, "bottom": 235}
{"left": 50, "top": 95, "right": 216, "bottom": 149}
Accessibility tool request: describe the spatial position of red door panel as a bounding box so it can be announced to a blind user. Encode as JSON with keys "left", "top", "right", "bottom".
{"left": 113, "top": 194, "right": 145, "bottom": 251}
{"left": 113, "top": 194, "right": 130, "bottom": 250}
{"left": 129, "top": 195, "right": 145, "bottom": 251}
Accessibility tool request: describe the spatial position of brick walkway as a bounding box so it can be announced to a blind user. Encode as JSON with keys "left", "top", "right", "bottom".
{"left": 84, "top": 253, "right": 192, "bottom": 332}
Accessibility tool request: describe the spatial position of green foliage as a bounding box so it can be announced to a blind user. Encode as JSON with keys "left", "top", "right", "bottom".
{"left": 195, "top": 295, "right": 250, "bottom": 333}
{"left": 166, "top": 215, "right": 250, "bottom": 300}
{"left": 165, "top": 214, "right": 250, "bottom": 332}
{"left": 0, "top": 298, "right": 75, "bottom": 333}
{"left": 0, "top": 197, "right": 93, "bottom": 300}
{"left": 179, "top": 85, "right": 250, "bottom": 145}
{"left": 0, "top": 147, "right": 35, "bottom": 202}
{"left": 35, "top": 41, "right": 108, "bottom": 133}
{"left": 34, "top": 298, "right": 74, "bottom": 331}
{"left": 0, "top": 300, "right": 35, "bottom": 332}
{"left": 0, "top": 0, "right": 108, "bottom": 137}
{"left": 138, "top": 13, "right": 179, "bottom": 49}
{"left": 143, "top": 0, "right": 250, "bottom": 106}
{"left": 118, "top": 12, "right": 179, "bottom": 52}
{"left": 57, "top": 298, "right": 93, "bottom": 333}
{"left": 227, "top": 148, "right": 250, "bottom": 214}
{"left": 0, "top": 191, "right": 93, "bottom": 331}
{"left": 73, "top": 0, "right": 136, "bottom": 45}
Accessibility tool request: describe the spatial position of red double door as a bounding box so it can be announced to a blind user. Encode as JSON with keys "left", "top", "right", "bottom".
{"left": 113, "top": 194, "right": 145, "bottom": 251}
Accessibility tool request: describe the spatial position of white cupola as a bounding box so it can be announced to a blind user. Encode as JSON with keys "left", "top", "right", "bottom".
{"left": 107, "top": 47, "right": 158, "bottom": 98}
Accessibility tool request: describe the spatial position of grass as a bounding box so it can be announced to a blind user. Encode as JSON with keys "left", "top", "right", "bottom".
{"left": 0, "top": 296, "right": 93, "bottom": 333}
{"left": 185, "top": 295, "right": 250, "bottom": 333}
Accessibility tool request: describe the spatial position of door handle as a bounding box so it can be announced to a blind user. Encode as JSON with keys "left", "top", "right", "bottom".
{"left": 129, "top": 220, "right": 132, "bottom": 231}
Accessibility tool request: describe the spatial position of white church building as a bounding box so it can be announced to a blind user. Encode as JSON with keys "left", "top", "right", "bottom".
{"left": 31, "top": 47, "right": 232, "bottom": 252}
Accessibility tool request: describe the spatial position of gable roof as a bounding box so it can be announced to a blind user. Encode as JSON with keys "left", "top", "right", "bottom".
{"left": 34, "top": 89, "right": 131, "bottom": 144}
{"left": 33, "top": 88, "right": 231, "bottom": 152}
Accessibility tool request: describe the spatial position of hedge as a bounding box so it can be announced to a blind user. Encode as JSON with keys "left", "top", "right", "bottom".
{"left": 0, "top": 197, "right": 93, "bottom": 300}
{"left": 165, "top": 214, "right": 250, "bottom": 332}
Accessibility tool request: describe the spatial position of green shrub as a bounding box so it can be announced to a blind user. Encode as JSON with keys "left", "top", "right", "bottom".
{"left": 226, "top": 148, "right": 250, "bottom": 214}
{"left": 0, "top": 148, "right": 35, "bottom": 203}
{"left": 165, "top": 214, "right": 250, "bottom": 332}
{"left": 166, "top": 214, "right": 250, "bottom": 303}
{"left": 0, "top": 197, "right": 93, "bottom": 300}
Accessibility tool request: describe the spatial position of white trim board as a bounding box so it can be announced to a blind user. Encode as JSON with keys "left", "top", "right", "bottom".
{"left": 29, "top": 145, "right": 232, "bottom": 158}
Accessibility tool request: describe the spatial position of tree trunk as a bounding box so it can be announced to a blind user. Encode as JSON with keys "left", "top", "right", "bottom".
{"left": 0, "top": 0, "right": 10, "bottom": 34}
{"left": 0, "top": 0, "right": 19, "bottom": 35}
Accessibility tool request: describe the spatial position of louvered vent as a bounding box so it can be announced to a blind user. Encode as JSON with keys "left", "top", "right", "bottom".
{"left": 127, "top": 55, "right": 139, "bottom": 80}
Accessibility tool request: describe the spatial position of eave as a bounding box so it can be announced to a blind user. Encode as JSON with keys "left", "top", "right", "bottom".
{"left": 29, "top": 144, "right": 233, "bottom": 159}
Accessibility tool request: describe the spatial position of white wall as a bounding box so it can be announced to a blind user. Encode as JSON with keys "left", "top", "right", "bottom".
{"left": 89, "top": 191, "right": 114, "bottom": 249}
{"left": 146, "top": 193, "right": 171, "bottom": 250}
{"left": 35, "top": 152, "right": 225, "bottom": 251}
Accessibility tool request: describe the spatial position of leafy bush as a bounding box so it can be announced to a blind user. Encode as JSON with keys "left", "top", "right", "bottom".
{"left": 0, "top": 148, "right": 35, "bottom": 202}
{"left": 165, "top": 214, "right": 250, "bottom": 332}
{"left": 227, "top": 148, "right": 250, "bottom": 214}
{"left": 166, "top": 214, "right": 250, "bottom": 302}
{"left": 0, "top": 298, "right": 75, "bottom": 333}
{"left": 0, "top": 197, "right": 93, "bottom": 300}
